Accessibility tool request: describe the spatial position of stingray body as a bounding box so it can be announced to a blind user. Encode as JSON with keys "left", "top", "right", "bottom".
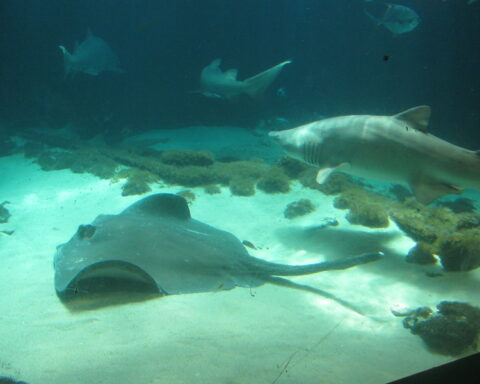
{"left": 54, "top": 194, "right": 381, "bottom": 302}
{"left": 59, "top": 28, "right": 124, "bottom": 76}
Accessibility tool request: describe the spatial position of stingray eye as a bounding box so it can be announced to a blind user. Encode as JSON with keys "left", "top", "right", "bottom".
{"left": 77, "top": 224, "right": 96, "bottom": 240}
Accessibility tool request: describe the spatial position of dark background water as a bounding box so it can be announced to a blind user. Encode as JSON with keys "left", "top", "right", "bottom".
{"left": 0, "top": 0, "right": 479, "bottom": 146}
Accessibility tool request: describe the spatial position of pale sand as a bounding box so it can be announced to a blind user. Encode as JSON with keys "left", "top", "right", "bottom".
{"left": 1, "top": 153, "right": 479, "bottom": 384}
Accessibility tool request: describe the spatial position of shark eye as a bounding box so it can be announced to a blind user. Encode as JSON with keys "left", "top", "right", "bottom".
{"left": 77, "top": 224, "right": 96, "bottom": 240}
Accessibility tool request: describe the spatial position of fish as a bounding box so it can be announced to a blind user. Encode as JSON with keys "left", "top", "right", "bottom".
{"left": 58, "top": 28, "right": 124, "bottom": 77}
{"left": 199, "top": 59, "right": 291, "bottom": 99}
{"left": 54, "top": 194, "right": 381, "bottom": 310}
{"left": 269, "top": 106, "right": 480, "bottom": 205}
{"left": 365, "top": 3, "right": 420, "bottom": 35}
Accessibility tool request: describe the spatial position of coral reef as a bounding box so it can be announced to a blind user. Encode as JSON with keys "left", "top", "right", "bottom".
{"left": 0, "top": 201, "right": 11, "bottom": 223}
{"left": 284, "top": 199, "right": 316, "bottom": 219}
{"left": 402, "top": 301, "right": 480, "bottom": 356}
{"left": 257, "top": 167, "right": 290, "bottom": 194}
{"left": 333, "top": 188, "right": 391, "bottom": 228}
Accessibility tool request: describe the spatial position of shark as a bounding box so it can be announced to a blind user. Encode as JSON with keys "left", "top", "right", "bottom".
{"left": 59, "top": 28, "right": 124, "bottom": 77}
{"left": 199, "top": 59, "right": 291, "bottom": 99}
{"left": 54, "top": 194, "right": 382, "bottom": 311}
{"left": 269, "top": 106, "right": 480, "bottom": 204}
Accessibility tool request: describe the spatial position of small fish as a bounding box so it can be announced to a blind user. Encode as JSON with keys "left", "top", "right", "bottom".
{"left": 59, "top": 28, "right": 124, "bottom": 77}
{"left": 366, "top": 3, "right": 420, "bottom": 36}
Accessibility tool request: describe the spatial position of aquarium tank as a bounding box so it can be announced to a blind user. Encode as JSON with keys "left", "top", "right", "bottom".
{"left": 0, "top": 1, "right": 479, "bottom": 383}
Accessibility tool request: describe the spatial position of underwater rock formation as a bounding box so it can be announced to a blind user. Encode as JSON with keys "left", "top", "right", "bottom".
{"left": 284, "top": 199, "right": 316, "bottom": 219}
{"left": 402, "top": 301, "right": 480, "bottom": 356}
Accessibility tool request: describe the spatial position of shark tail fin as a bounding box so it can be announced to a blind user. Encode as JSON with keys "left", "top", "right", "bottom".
{"left": 243, "top": 60, "right": 291, "bottom": 99}
{"left": 58, "top": 45, "right": 74, "bottom": 78}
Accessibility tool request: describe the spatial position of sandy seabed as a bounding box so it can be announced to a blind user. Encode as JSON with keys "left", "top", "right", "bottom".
{"left": 1, "top": 149, "right": 479, "bottom": 384}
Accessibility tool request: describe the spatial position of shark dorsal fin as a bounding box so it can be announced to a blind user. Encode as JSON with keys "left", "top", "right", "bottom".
{"left": 393, "top": 106, "right": 431, "bottom": 133}
{"left": 123, "top": 194, "right": 191, "bottom": 219}
{"left": 225, "top": 69, "right": 238, "bottom": 80}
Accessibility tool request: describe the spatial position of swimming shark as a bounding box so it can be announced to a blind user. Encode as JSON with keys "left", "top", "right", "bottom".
{"left": 59, "top": 28, "right": 124, "bottom": 77}
{"left": 54, "top": 194, "right": 381, "bottom": 311}
{"left": 199, "top": 59, "right": 291, "bottom": 99}
{"left": 269, "top": 106, "right": 480, "bottom": 204}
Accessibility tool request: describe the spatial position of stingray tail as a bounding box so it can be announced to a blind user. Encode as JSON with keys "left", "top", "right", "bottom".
{"left": 243, "top": 60, "right": 291, "bottom": 98}
{"left": 249, "top": 252, "right": 384, "bottom": 277}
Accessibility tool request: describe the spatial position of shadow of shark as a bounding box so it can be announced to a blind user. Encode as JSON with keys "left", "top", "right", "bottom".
{"left": 54, "top": 194, "right": 382, "bottom": 311}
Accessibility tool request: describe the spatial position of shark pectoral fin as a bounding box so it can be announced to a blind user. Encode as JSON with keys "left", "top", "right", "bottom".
{"left": 316, "top": 163, "right": 348, "bottom": 184}
{"left": 393, "top": 106, "right": 431, "bottom": 133}
{"left": 409, "top": 176, "right": 462, "bottom": 205}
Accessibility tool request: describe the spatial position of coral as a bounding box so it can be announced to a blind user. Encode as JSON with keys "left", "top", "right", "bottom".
{"left": 438, "top": 230, "right": 480, "bottom": 271}
{"left": 389, "top": 184, "right": 413, "bottom": 202}
{"left": 119, "top": 169, "right": 157, "bottom": 197}
{"left": 257, "top": 167, "right": 290, "bottom": 194}
{"left": 436, "top": 198, "right": 477, "bottom": 214}
{"left": 404, "top": 301, "right": 480, "bottom": 356}
{"left": 284, "top": 199, "right": 316, "bottom": 219}
{"left": 334, "top": 188, "right": 390, "bottom": 228}
{"left": 277, "top": 156, "right": 309, "bottom": 179}
{"left": 456, "top": 213, "right": 480, "bottom": 230}
{"left": 405, "top": 243, "right": 437, "bottom": 265}
{"left": 390, "top": 204, "right": 455, "bottom": 244}
{"left": 299, "top": 170, "right": 357, "bottom": 195}
{"left": 160, "top": 149, "right": 214, "bottom": 166}
{"left": 0, "top": 201, "right": 11, "bottom": 224}
{"left": 411, "top": 314, "right": 477, "bottom": 356}
{"left": 229, "top": 176, "right": 256, "bottom": 196}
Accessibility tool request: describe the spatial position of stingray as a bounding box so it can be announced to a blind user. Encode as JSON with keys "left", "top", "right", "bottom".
{"left": 54, "top": 194, "right": 382, "bottom": 310}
